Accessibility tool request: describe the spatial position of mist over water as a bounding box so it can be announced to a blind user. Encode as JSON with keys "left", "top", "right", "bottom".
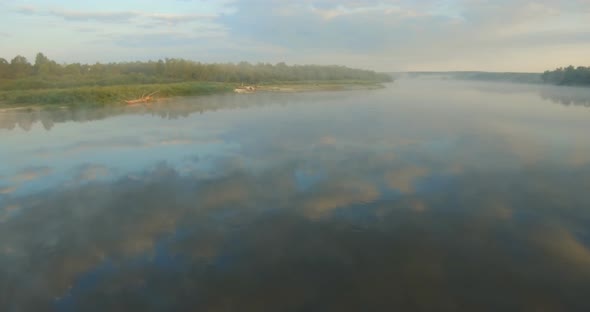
{"left": 1, "top": 80, "right": 590, "bottom": 311}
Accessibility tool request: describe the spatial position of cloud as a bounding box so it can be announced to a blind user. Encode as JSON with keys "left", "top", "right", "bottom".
{"left": 15, "top": 6, "right": 216, "bottom": 24}
{"left": 48, "top": 9, "right": 140, "bottom": 22}
{"left": 0, "top": 185, "right": 17, "bottom": 195}
{"left": 486, "top": 204, "right": 513, "bottom": 220}
{"left": 318, "top": 135, "right": 337, "bottom": 145}
{"left": 75, "top": 164, "right": 111, "bottom": 182}
{"left": 0, "top": 204, "right": 22, "bottom": 224}
{"left": 0, "top": 204, "right": 22, "bottom": 222}
{"left": 219, "top": 1, "right": 429, "bottom": 53}
{"left": 531, "top": 226, "right": 590, "bottom": 272}
{"left": 2, "top": 204, "right": 21, "bottom": 214}
{"left": 308, "top": 1, "right": 428, "bottom": 20}
{"left": 11, "top": 166, "right": 52, "bottom": 183}
{"left": 302, "top": 179, "right": 379, "bottom": 219}
{"left": 6, "top": 0, "right": 590, "bottom": 71}
{"left": 15, "top": 5, "right": 37, "bottom": 15}
{"left": 148, "top": 13, "right": 216, "bottom": 25}
{"left": 15, "top": 5, "right": 139, "bottom": 22}
{"left": 385, "top": 166, "right": 430, "bottom": 193}
{"left": 410, "top": 199, "right": 427, "bottom": 213}
{"left": 1, "top": 138, "right": 590, "bottom": 310}
{"left": 211, "top": 0, "right": 590, "bottom": 70}
{"left": 66, "top": 135, "right": 220, "bottom": 155}
{"left": 61, "top": 137, "right": 145, "bottom": 154}
{"left": 108, "top": 31, "right": 227, "bottom": 48}
{"left": 34, "top": 134, "right": 214, "bottom": 157}
{"left": 75, "top": 27, "right": 99, "bottom": 33}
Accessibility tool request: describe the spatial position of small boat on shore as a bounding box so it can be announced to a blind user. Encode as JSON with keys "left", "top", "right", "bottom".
{"left": 125, "top": 91, "right": 159, "bottom": 105}
{"left": 234, "top": 85, "right": 257, "bottom": 94}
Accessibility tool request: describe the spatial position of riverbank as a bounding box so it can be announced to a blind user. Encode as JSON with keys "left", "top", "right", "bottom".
{"left": 256, "top": 81, "right": 385, "bottom": 92}
{"left": 0, "top": 82, "right": 232, "bottom": 107}
{"left": 0, "top": 80, "right": 386, "bottom": 108}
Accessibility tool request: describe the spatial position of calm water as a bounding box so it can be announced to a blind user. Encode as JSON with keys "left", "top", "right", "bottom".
{"left": 1, "top": 80, "right": 590, "bottom": 311}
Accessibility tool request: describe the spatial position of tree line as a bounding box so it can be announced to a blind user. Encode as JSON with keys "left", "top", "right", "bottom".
{"left": 542, "top": 66, "right": 590, "bottom": 86}
{"left": 0, "top": 53, "right": 392, "bottom": 90}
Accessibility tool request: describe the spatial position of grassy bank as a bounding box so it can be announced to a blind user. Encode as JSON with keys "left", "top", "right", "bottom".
{"left": 0, "top": 82, "right": 234, "bottom": 107}
{"left": 0, "top": 80, "right": 385, "bottom": 107}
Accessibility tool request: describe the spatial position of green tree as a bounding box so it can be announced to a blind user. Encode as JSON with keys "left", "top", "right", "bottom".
{"left": 543, "top": 66, "right": 590, "bottom": 86}
{"left": 0, "top": 58, "right": 9, "bottom": 79}
{"left": 64, "top": 63, "right": 82, "bottom": 76}
{"left": 10, "top": 55, "right": 33, "bottom": 78}
{"left": 156, "top": 60, "right": 165, "bottom": 76}
{"left": 34, "top": 52, "right": 51, "bottom": 75}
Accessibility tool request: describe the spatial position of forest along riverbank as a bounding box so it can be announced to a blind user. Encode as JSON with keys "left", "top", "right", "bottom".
{"left": 0, "top": 53, "right": 392, "bottom": 107}
{"left": 0, "top": 80, "right": 386, "bottom": 108}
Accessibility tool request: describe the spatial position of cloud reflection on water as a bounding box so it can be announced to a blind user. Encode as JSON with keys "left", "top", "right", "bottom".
{"left": 1, "top": 81, "right": 590, "bottom": 311}
{"left": 1, "top": 145, "right": 590, "bottom": 311}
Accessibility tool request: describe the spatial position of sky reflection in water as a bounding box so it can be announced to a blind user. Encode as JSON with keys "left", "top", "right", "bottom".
{"left": 1, "top": 80, "right": 590, "bottom": 311}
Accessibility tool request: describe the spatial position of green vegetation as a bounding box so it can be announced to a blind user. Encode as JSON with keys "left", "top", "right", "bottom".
{"left": 0, "top": 52, "right": 392, "bottom": 106}
{"left": 542, "top": 66, "right": 590, "bottom": 86}
{"left": 0, "top": 82, "right": 233, "bottom": 106}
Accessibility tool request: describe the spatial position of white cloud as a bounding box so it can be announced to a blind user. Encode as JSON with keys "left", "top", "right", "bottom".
{"left": 75, "top": 164, "right": 111, "bottom": 181}
{"left": 0, "top": 185, "right": 17, "bottom": 194}
{"left": 15, "top": 6, "right": 216, "bottom": 24}
{"left": 11, "top": 166, "right": 53, "bottom": 183}
{"left": 4, "top": 0, "right": 590, "bottom": 71}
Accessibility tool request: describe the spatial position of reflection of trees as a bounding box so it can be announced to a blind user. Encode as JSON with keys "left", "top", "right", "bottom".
{"left": 0, "top": 92, "right": 305, "bottom": 131}
{"left": 539, "top": 86, "right": 590, "bottom": 107}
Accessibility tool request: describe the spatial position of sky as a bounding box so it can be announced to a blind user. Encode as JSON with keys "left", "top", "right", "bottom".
{"left": 0, "top": 0, "right": 589, "bottom": 72}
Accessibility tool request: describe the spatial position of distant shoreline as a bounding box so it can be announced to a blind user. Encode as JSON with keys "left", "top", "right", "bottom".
{"left": 394, "top": 68, "right": 590, "bottom": 87}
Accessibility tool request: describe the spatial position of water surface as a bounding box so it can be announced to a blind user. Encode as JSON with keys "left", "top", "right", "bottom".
{"left": 1, "top": 80, "right": 590, "bottom": 311}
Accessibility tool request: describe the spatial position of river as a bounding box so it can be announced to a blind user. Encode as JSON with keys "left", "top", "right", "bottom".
{"left": 1, "top": 79, "right": 590, "bottom": 311}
